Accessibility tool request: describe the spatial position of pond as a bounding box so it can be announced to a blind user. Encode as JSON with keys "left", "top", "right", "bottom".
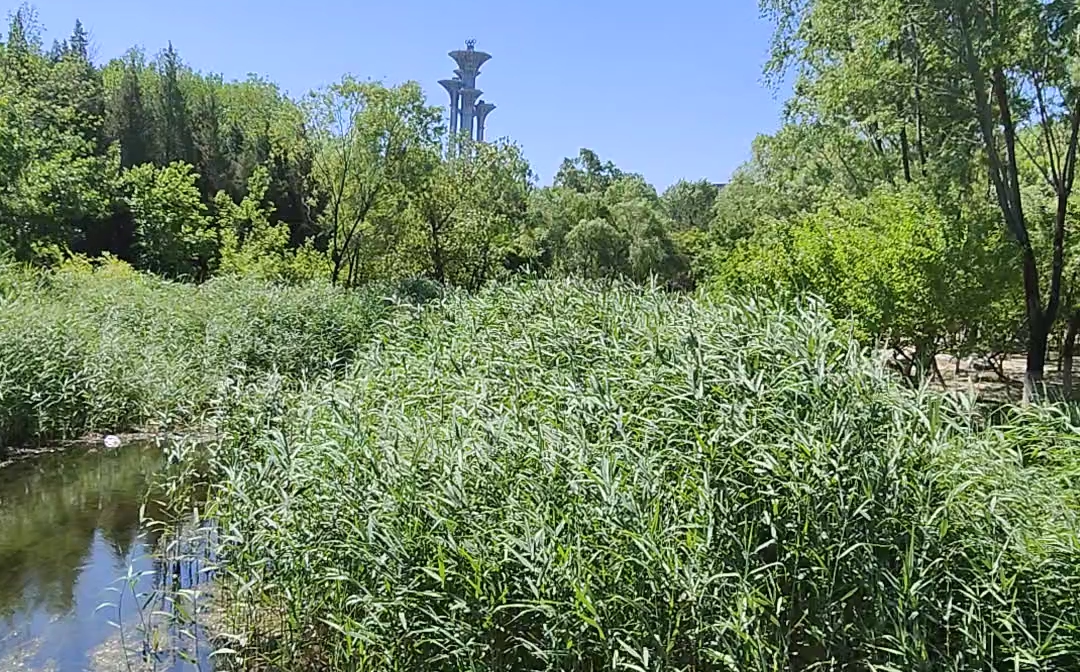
{"left": 0, "top": 443, "right": 216, "bottom": 672}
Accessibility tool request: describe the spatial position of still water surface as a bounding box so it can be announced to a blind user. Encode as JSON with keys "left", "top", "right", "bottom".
{"left": 0, "top": 444, "right": 214, "bottom": 671}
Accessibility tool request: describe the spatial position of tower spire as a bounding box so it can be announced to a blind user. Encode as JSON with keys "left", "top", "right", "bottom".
{"left": 443, "top": 40, "right": 494, "bottom": 142}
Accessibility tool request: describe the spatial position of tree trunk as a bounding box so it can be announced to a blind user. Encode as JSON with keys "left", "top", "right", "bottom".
{"left": 899, "top": 126, "right": 913, "bottom": 183}
{"left": 913, "top": 341, "right": 935, "bottom": 386}
{"left": 330, "top": 251, "right": 343, "bottom": 286}
{"left": 428, "top": 219, "right": 446, "bottom": 284}
{"left": 1064, "top": 311, "right": 1080, "bottom": 399}
{"left": 1025, "top": 319, "right": 1049, "bottom": 404}
{"left": 347, "top": 247, "right": 360, "bottom": 287}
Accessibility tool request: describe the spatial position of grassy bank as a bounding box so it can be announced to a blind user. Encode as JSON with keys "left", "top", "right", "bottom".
{"left": 202, "top": 282, "right": 1080, "bottom": 670}
{"left": 0, "top": 257, "right": 392, "bottom": 450}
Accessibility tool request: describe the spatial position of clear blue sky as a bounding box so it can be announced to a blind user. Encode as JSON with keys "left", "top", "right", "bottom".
{"left": 27, "top": 0, "right": 788, "bottom": 190}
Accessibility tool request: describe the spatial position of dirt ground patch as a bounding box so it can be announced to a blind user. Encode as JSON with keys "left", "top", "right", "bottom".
{"left": 931, "top": 352, "right": 1074, "bottom": 402}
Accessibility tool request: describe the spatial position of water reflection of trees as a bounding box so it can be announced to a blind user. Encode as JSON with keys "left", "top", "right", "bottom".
{"left": 0, "top": 446, "right": 165, "bottom": 620}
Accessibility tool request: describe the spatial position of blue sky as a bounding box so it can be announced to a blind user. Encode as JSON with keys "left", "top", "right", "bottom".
{"left": 26, "top": 0, "right": 789, "bottom": 190}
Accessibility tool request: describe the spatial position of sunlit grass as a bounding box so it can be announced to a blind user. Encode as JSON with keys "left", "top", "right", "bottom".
{"left": 6, "top": 261, "right": 1080, "bottom": 670}
{"left": 202, "top": 280, "right": 1080, "bottom": 671}
{"left": 0, "top": 259, "right": 391, "bottom": 449}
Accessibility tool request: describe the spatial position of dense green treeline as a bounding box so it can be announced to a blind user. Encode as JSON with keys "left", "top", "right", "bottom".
{"left": 1, "top": 9, "right": 312, "bottom": 268}
{"left": 0, "top": 5, "right": 709, "bottom": 292}
{"left": 12, "top": 0, "right": 1080, "bottom": 399}
{"left": 702, "top": 0, "right": 1080, "bottom": 400}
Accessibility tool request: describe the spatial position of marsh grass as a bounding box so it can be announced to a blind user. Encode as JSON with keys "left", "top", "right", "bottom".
{"left": 0, "top": 258, "right": 391, "bottom": 450}
{"left": 199, "top": 281, "right": 1080, "bottom": 670}
{"left": 7, "top": 261, "right": 1080, "bottom": 670}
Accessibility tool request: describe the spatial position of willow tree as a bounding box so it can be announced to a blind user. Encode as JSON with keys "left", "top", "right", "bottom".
{"left": 409, "top": 138, "right": 531, "bottom": 289}
{"left": 762, "top": 0, "right": 1080, "bottom": 399}
{"left": 306, "top": 79, "right": 439, "bottom": 285}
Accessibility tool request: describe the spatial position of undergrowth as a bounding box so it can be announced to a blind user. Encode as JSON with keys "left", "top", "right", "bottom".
{"left": 6, "top": 260, "right": 1080, "bottom": 670}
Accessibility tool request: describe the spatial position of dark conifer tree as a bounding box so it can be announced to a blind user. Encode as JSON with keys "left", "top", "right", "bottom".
{"left": 157, "top": 43, "right": 194, "bottom": 165}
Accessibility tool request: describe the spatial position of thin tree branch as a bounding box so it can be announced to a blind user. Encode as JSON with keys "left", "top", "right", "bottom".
{"left": 1033, "top": 72, "right": 1061, "bottom": 188}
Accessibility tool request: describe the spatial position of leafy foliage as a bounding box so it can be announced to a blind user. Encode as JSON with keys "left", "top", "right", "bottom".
{"left": 720, "top": 186, "right": 1019, "bottom": 363}
{"left": 217, "top": 165, "right": 294, "bottom": 281}
{"left": 0, "top": 9, "right": 706, "bottom": 294}
{"left": 661, "top": 178, "right": 719, "bottom": 231}
{"left": 526, "top": 150, "right": 690, "bottom": 284}
{"left": 755, "top": 0, "right": 1080, "bottom": 392}
{"left": 122, "top": 161, "right": 214, "bottom": 278}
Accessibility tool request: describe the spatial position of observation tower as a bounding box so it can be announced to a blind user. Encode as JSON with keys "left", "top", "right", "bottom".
{"left": 438, "top": 40, "right": 496, "bottom": 143}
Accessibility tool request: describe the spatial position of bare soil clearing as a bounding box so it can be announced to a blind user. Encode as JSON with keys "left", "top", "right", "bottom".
{"left": 932, "top": 353, "right": 1073, "bottom": 402}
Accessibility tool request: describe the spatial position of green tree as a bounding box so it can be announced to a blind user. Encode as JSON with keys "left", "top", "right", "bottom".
{"left": 189, "top": 77, "right": 231, "bottom": 199}
{"left": 217, "top": 75, "right": 313, "bottom": 218}
{"left": 554, "top": 148, "right": 624, "bottom": 194}
{"left": 155, "top": 43, "right": 195, "bottom": 166}
{"left": 661, "top": 179, "right": 720, "bottom": 231}
{"left": 0, "top": 7, "right": 118, "bottom": 262}
{"left": 122, "top": 161, "right": 214, "bottom": 278}
{"left": 719, "top": 185, "right": 1019, "bottom": 382}
{"left": 306, "top": 78, "right": 439, "bottom": 285}
{"left": 525, "top": 186, "right": 607, "bottom": 271}
{"left": 409, "top": 138, "right": 531, "bottom": 288}
{"left": 612, "top": 198, "right": 684, "bottom": 283}
{"left": 525, "top": 149, "right": 684, "bottom": 283}
{"left": 761, "top": 0, "right": 1080, "bottom": 399}
{"left": 563, "top": 218, "right": 629, "bottom": 279}
{"left": 106, "top": 51, "right": 151, "bottom": 169}
{"left": 217, "top": 165, "right": 298, "bottom": 281}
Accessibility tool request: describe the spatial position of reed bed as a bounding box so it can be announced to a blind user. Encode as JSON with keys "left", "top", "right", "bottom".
{"left": 203, "top": 281, "right": 1080, "bottom": 671}
{"left": 6, "top": 260, "right": 1079, "bottom": 669}
{"left": 0, "top": 258, "right": 391, "bottom": 449}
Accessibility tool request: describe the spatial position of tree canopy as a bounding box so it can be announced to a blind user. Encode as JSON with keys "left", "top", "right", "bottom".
{"left": 0, "top": 7, "right": 710, "bottom": 294}
{"left": 8, "top": 1, "right": 1080, "bottom": 397}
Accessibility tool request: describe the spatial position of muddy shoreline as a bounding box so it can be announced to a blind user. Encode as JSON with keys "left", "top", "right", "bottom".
{"left": 0, "top": 429, "right": 217, "bottom": 469}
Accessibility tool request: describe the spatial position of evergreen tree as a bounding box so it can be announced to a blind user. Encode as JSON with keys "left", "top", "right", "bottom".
{"left": 190, "top": 82, "right": 231, "bottom": 199}
{"left": 47, "top": 38, "right": 64, "bottom": 62}
{"left": 156, "top": 43, "right": 194, "bottom": 165}
{"left": 51, "top": 20, "right": 105, "bottom": 147}
{"left": 108, "top": 53, "right": 150, "bottom": 168}
{"left": 68, "top": 19, "right": 88, "bottom": 60}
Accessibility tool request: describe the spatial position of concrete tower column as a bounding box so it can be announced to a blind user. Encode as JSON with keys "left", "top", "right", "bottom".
{"left": 459, "top": 87, "right": 482, "bottom": 141}
{"left": 475, "top": 101, "right": 496, "bottom": 142}
{"left": 449, "top": 40, "right": 490, "bottom": 88}
{"left": 438, "top": 79, "right": 462, "bottom": 136}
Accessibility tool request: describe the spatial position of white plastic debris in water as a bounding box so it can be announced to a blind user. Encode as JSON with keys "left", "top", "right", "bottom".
{"left": 103, "top": 434, "right": 122, "bottom": 449}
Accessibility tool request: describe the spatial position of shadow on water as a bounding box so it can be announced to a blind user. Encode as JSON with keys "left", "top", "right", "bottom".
{"left": 0, "top": 442, "right": 216, "bottom": 671}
